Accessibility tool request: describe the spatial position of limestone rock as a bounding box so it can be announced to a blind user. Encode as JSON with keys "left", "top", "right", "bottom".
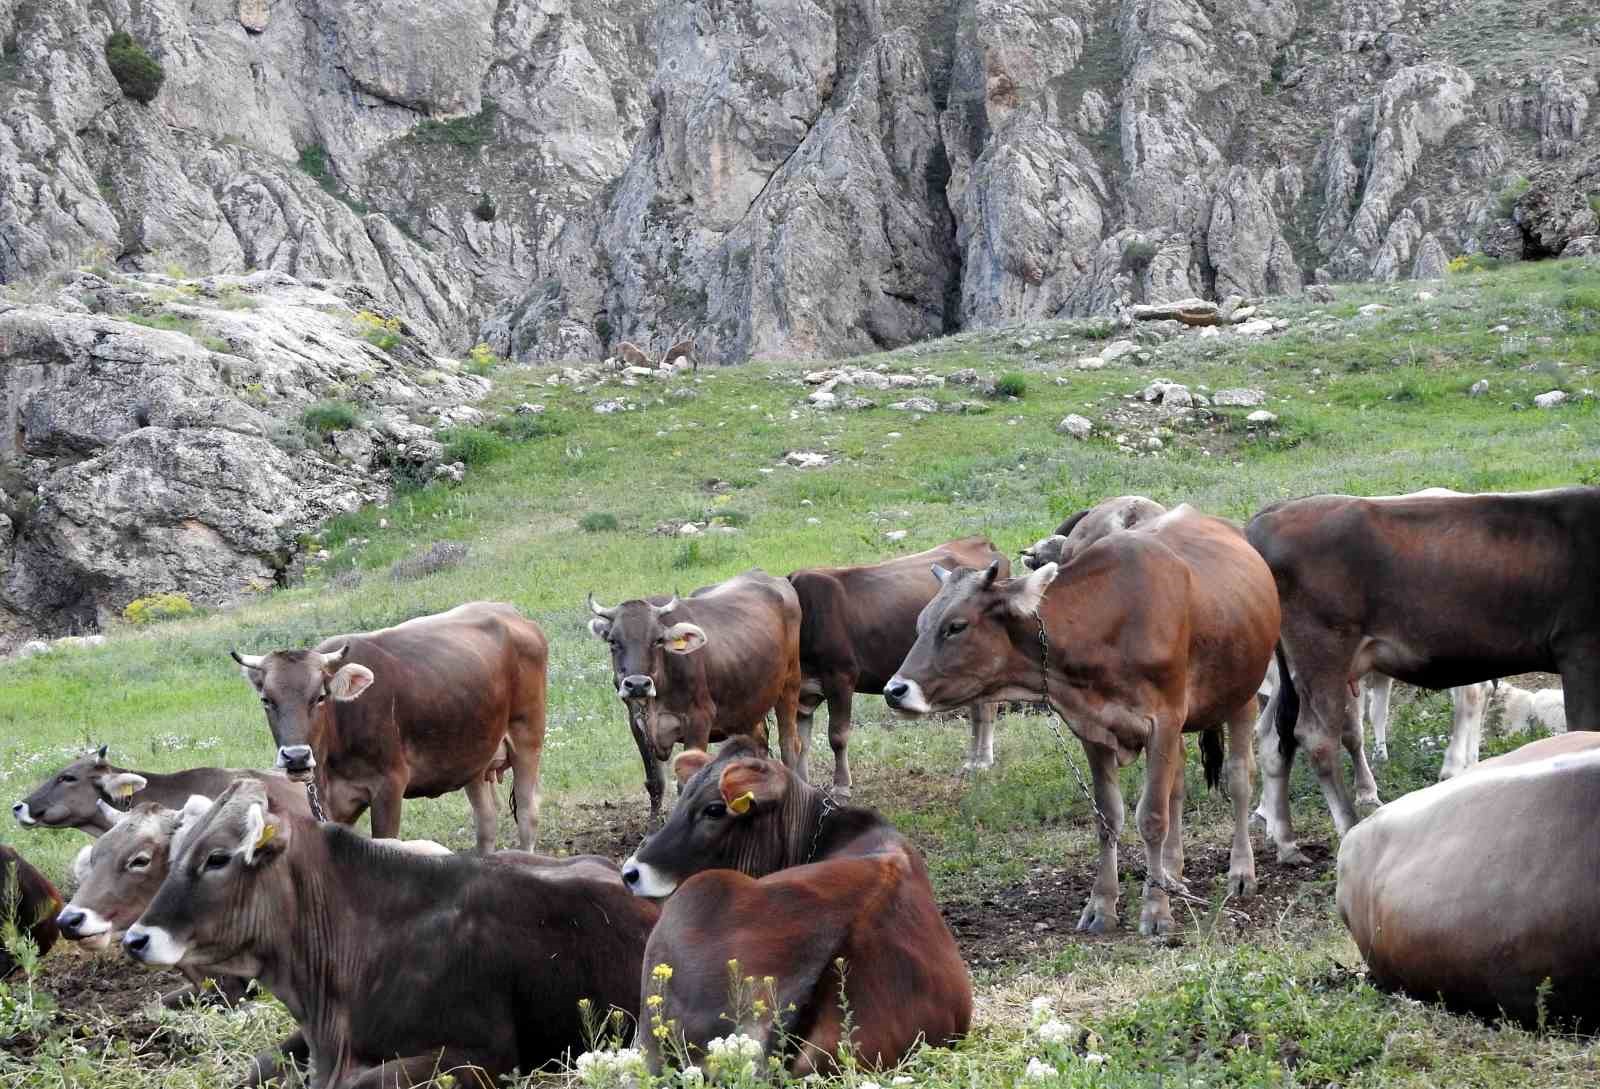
{"left": 1513, "top": 172, "right": 1600, "bottom": 258}
{"left": 1212, "top": 388, "right": 1267, "bottom": 407}
{"left": 1056, "top": 414, "right": 1093, "bottom": 439}
{"left": 1130, "top": 299, "right": 1220, "bottom": 326}
{"left": 1534, "top": 390, "right": 1568, "bottom": 409}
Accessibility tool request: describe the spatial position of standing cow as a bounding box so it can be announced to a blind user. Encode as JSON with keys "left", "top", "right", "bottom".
{"left": 231, "top": 601, "right": 547, "bottom": 852}
{"left": 885, "top": 500, "right": 1280, "bottom": 935}
{"left": 622, "top": 741, "right": 970, "bottom": 1073}
{"left": 787, "top": 537, "right": 1008, "bottom": 794}
{"left": 587, "top": 570, "right": 803, "bottom": 819}
{"left": 1249, "top": 486, "right": 1600, "bottom": 863}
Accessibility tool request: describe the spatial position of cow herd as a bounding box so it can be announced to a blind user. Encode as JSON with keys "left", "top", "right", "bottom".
{"left": 4, "top": 484, "right": 1597, "bottom": 1086}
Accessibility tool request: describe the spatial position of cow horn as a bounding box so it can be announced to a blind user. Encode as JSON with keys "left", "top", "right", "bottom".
{"left": 981, "top": 559, "right": 1002, "bottom": 588}
{"left": 231, "top": 650, "right": 266, "bottom": 669}
{"left": 317, "top": 644, "right": 350, "bottom": 670}
{"left": 653, "top": 594, "right": 681, "bottom": 617}
{"left": 587, "top": 592, "right": 618, "bottom": 620}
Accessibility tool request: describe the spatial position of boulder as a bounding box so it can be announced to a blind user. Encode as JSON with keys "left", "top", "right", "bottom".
{"left": 1130, "top": 299, "right": 1220, "bottom": 326}
{"left": 1534, "top": 390, "right": 1568, "bottom": 409}
{"left": 1513, "top": 173, "right": 1600, "bottom": 259}
{"left": 1212, "top": 388, "right": 1267, "bottom": 407}
{"left": 1056, "top": 414, "right": 1094, "bottom": 439}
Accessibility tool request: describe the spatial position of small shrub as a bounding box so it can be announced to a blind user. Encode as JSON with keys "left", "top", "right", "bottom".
{"left": 489, "top": 412, "right": 568, "bottom": 443}
{"left": 473, "top": 194, "right": 496, "bottom": 222}
{"left": 1497, "top": 176, "right": 1531, "bottom": 219}
{"left": 440, "top": 425, "right": 506, "bottom": 467}
{"left": 389, "top": 541, "right": 469, "bottom": 582}
{"left": 412, "top": 101, "right": 498, "bottom": 149}
{"left": 127, "top": 312, "right": 199, "bottom": 338}
{"left": 1589, "top": 193, "right": 1600, "bottom": 218}
{"left": 354, "top": 310, "right": 402, "bottom": 351}
{"left": 993, "top": 372, "right": 1028, "bottom": 398}
{"left": 466, "top": 342, "right": 500, "bottom": 377}
{"left": 301, "top": 400, "right": 360, "bottom": 434}
{"left": 105, "top": 32, "right": 164, "bottom": 104}
{"left": 215, "top": 288, "right": 257, "bottom": 310}
{"left": 298, "top": 145, "right": 331, "bottom": 186}
{"left": 580, "top": 512, "right": 620, "bottom": 533}
{"left": 123, "top": 593, "right": 194, "bottom": 625}
{"left": 201, "top": 336, "right": 231, "bottom": 353}
{"left": 1121, "top": 240, "right": 1158, "bottom": 271}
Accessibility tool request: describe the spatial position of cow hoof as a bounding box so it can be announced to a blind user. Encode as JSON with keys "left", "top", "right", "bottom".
{"left": 1139, "top": 911, "right": 1175, "bottom": 937}
{"left": 1076, "top": 904, "right": 1116, "bottom": 933}
{"left": 1373, "top": 746, "right": 1390, "bottom": 764}
{"left": 1248, "top": 808, "right": 1270, "bottom": 831}
{"left": 830, "top": 784, "right": 853, "bottom": 801}
{"left": 1226, "top": 872, "right": 1258, "bottom": 898}
{"left": 1276, "top": 844, "right": 1310, "bottom": 866}
{"left": 1355, "top": 790, "right": 1382, "bottom": 809}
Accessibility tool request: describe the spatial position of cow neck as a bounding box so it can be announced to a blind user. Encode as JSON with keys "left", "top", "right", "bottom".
{"left": 316, "top": 639, "right": 399, "bottom": 777}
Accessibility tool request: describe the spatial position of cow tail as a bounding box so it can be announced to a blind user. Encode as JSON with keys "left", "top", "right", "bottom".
{"left": 1200, "top": 729, "right": 1224, "bottom": 791}
{"left": 1273, "top": 643, "right": 1300, "bottom": 764}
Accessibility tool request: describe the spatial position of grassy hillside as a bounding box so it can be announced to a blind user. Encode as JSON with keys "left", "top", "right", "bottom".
{"left": 2, "top": 257, "right": 1599, "bottom": 1086}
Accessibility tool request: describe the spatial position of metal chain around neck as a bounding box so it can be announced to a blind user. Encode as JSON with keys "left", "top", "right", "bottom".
{"left": 304, "top": 779, "right": 327, "bottom": 823}
{"left": 803, "top": 787, "right": 837, "bottom": 864}
{"left": 1032, "top": 612, "right": 1116, "bottom": 841}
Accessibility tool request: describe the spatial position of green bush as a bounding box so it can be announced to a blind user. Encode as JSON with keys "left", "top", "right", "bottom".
{"left": 1497, "top": 176, "right": 1531, "bottom": 218}
{"left": 105, "top": 32, "right": 164, "bottom": 104}
{"left": 465, "top": 342, "right": 500, "bottom": 377}
{"left": 301, "top": 400, "right": 360, "bottom": 434}
{"left": 354, "top": 310, "right": 402, "bottom": 351}
{"left": 122, "top": 593, "right": 194, "bottom": 625}
{"left": 580, "top": 512, "right": 620, "bottom": 533}
{"left": 412, "top": 101, "right": 498, "bottom": 149}
{"left": 993, "top": 372, "right": 1028, "bottom": 399}
{"left": 298, "top": 145, "right": 331, "bottom": 186}
{"left": 440, "top": 426, "right": 507, "bottom": 467}
{"left": 1121, "top": 240, "right": 1158, "bottom": 271}
{"left": 473, "top": 194, "right": 496, "bottom": 222}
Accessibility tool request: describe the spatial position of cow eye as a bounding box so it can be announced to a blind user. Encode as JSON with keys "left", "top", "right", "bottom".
{"left": 204, "top": 851, "right": 231, "bottom": 872}
{"left": 260, "top": 697, "right": 273, "bottom": 708}
{"left": 312, "top": 692, "right": 326, "bottom": 705}
{"left": 127, "top": 854, "right": 151, "bottom": 871}
{"left": 59, "top": 774, "right": 78, "bottom": 784}
{"left": 703, "top": 802, "right": 727, "bottom": 820}
{"left": 944, "top": 619, "right": 969, "bottom": 637}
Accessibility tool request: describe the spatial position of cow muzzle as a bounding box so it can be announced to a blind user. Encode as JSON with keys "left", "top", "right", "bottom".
{"left": 621, "top": 855, "right": 678, "bottom": 898}
{"left": 57, "top": 905, "right": 114, "bottom": 948}
{"left": 884, "top": 677, "right": 933, "bottom": 715}
{"left": 123, "top": 924, "right": 188, "bottom": 966}
{"left": 276, "top": 745, "right": 316, "bottom": 779}
{"left": 619, "top": 675, "right": 656, "bottom": 700}
{"left": 12, "top": 801, "right": 35, "bottom": 827}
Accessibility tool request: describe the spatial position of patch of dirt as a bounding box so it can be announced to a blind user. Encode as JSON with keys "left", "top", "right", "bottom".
{"left": 554, "top": 799, "right": 657, "bottom": 860}
{"left": 2, "top": 946, "right": 192, "bottom": 1060}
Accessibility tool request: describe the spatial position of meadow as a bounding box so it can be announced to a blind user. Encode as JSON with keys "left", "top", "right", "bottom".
{"left": 2, "top": 256, "right": 1599, "bottom": 1087}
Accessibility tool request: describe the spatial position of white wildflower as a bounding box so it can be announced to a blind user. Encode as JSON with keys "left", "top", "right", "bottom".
{"left": 1084, "top": 1052, "right": 1108, "bottom": 1065}
{"left": 677, "top": 1067, "right": 705, "bottom": 1086}
{"left": 1029, "top": 996, "right": 1056, "bottom": 1024}
{"left": 1036, "top": 1019, "right": 1075, "bottom": 1046}
{"left": 1025, "top": 1057, "right": 1058, "bottom": 1080}
{"left": 573, "top": 1047, "right": 647, "bottom": 1087}
{"left": 892, "top": 1078, "right": 915, "bottom": 1086}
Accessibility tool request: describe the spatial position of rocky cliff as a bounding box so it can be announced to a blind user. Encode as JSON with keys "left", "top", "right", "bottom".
{"left": 3, "top": 1, "right": 1596, "bottom": 368}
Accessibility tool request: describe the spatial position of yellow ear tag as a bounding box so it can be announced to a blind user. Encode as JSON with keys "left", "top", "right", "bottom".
{"left": 255, "top": 824, "right": 277, "bottom": 850}
{"left": 670, "top": 636, "right": 690, "bottom": 651}
{"left": 116, "top": 783, "right": 137, "bottom": 800}
{"left": 728, "top": 791, "right": 755, "bottom": 815}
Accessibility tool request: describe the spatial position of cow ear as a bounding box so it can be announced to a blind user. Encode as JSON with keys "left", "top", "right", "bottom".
{"left": 327, "top": 663, "right": 375, "bottom": 702}
{"left": 717, "top": 758, "right": 787, "bottom": 814}
{"left": 930, "top": 564, "right": 951, "bottom": 586}
{"left": 170, "top": 795, "right": 214, "bottom": 861}
{"left": 73, "top": 844, "right": 95, "bottom": 884}
{"left": 587, "top": 617, "right": 612, "bottom": 640}
{"left": 661, "top": 622, "right": 707, "bottom": 655}
{"left": 672, "top": 749, "right": 714, "bottom": 787}
{"left": 239, "top": 803, "right": 289, "bottom": 866}
{"left": 1010, "top": 562, "right": 1058, "bottom": 617}
{"left": 99, "top": 772, "right": 148, "bottom": 801}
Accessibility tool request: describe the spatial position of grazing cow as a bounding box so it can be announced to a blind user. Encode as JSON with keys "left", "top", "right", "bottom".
{"left": 1337, "top": 732, "right": 1600, "bottom": 1028}
{"left": 622, "top": 741, "right": 970, "bottom": 1073}
{"left": 231, "top": 601, "right": 548, "bottom": 851}
{"left": 123, "top": 779, "right": 658, "bottom": 1089}
{"left": 885, "top": 500, "right": 1280, "bottom": 934}
{"left": 13, "top": 747, "right": 271, "bottom": 836}
{"left": 1500, "top": 683, "right": 1568, "bottom": 736}
{"left": 587, "top": 571, "right": 803, "bottom": 818}
{"left": 787, "top": 537, "right": 1008, "bottom": 791}
{"left": 1019, "top": 495, "right": 1167, "bottom": 571}
{"left": 0, "top": 845, "right": 60, "bottom": 978}
{"left": 1249, "top": 487, "right": 1600, "bottom": 863}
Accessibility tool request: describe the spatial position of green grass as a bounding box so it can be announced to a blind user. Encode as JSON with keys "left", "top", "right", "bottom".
{"left": 300, "top": 399, "right": 360, "bottom": 434}
{"left": 994, "top": 372, "right": 1028, "bottom": 398}
{"left": 410, "top": 100, "right": 498, "bottom": 150}
{"left": 125, "top": 312, "right": 200, "bottom": 339}
{"left": 3, "top": 257, "right": 1600, "bottom": 1086}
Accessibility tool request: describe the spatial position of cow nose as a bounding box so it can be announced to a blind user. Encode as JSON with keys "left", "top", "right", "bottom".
{"left": 57, "top": 908, "right": 86, "bottom": 936}
{"left": 277, "top": 746, "right": 315, "bottom": 773}
{"left": 884, "top": 680, "right": 910, "bottom": 707}
{"left": 621, "top": 864, "right": 640, "bottom": 888}
{"left": 123, "top": 930, "right": 150, "bottom": 959}
{"left": 620, "top": 675, "right": 655, "bottom": 698}
{"left": 11, "top": 801, "right": 28, "bottom": 823}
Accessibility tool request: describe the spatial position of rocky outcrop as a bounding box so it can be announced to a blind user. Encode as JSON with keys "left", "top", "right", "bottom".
{"left": 1512, "top": 171, "right": 1600, "bottom": 259}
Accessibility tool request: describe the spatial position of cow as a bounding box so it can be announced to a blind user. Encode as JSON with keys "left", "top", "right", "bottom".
{"left": 884, "top": 499, "right": 1280, "bottom": 935}
{"left": 587, "top": 570, "right": 803, "bottom": 819}
{"left": 1249, "top": 486, "right": 1600, "bottom": 864}
{"left": 0, "top": 845, "right": 60, "bottom": 978}
{"left": 1500, "top": 683, "right": 1568, "bottom": 736}
{"left": 621, "top": 741, "right": 970, "bottom": 1074}
{"left": 122, "top": 778, "right": 659, "bottom": 1089}
{"left": 13, "top": 747, "right": 275, "bottom": 836}
{"left": 1019, "top": 495, "right": 1167, "bottom": 571}
{"left": 787, "top": 537, "right": 1008, "bottom": 792}
{"left": 230, "top": 601, "right": 548, "bottom": 852}
{"left": 1337, "top": 732, "right": 1600, "bottom": 1029}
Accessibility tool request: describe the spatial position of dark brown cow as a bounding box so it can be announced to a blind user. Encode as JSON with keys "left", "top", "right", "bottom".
{"left": 787, "top": 537, "right": 1008, "bottom": 792}
{"left": 1019, "top": 495, "right": 1168, "bottom": 571}
{"left": 886, "top": 500, "right": 1280, "bottom": 934}
{"left": 621, "top": 741, "right": 970, "bottom": 1073}
{"left": 231, "top": 601, "right": 547, "bottom": 851}
{"left": 13, "top": 747, "right": 270, "bottom": 836}
{"left": 123, "top": 779, "right": 658, "bottom": 1089}
{"left": 1249, "top": 487, "right": 1600, "bottom": 863}
{"left": 587, "top": 570, "right": 802, "bottom": 818}
{"left": 0, "top": 845, "right": 60, "bottom": 978}
{"left": 1337, "top": 732, "right": 1600, "bottom": 1028}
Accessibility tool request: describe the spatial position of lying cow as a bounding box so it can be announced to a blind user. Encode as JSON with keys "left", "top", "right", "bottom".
{"left": 1337, "top": 732, "right": 1600, "bottom": 1028}
{"left": 1250, "top": 486, "right": 1600, "bottom": 863}
{"left": 787, "top": 537, "right": 1008, "bottom": 791}
{"left": 588, "top": 570, "right": 803, "bottom": 818}
{"left": 231, "top": 601, "right": 548, "bottom": 851}
{"left": 13, "top": 747, "right": 277, "bottom": 836}
{"left": 887, "top": 500, "right": 1279, "bottom": 934}
{"left": 1500, "top": 683, "right": 1568, "bottom": 736}
{"left": 1019, "top": 495, "right": 1167, "bottom": 571}
{"left": 123, "top": 779, "right": 657, "bottom": 1089}
{"left": 0, "top": 845, "right": 60, "bottom": 978}
{"left": 622, "top": 741, "right": 970, "bottom": 1073}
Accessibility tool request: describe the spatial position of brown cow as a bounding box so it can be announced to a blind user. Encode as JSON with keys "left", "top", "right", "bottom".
{"left": 622, "top": 741, "right": 970, "bottom": 1073}
{"left": 1019, "top": 495, "right": 1168, "bottom": 571}
{"left": 787, "top": 537, "right": 1008, "bottom": 792}
{"left": 1337, "top": 732, "right": 1600, "bottom": 1028}
{"left": 587, "top": 570, "right": 803, "bottom": 818}
{"left": 886, "top": 500, "right": 1280, "bottom": 934}
{"left": 123, "top": 779, "right": 658, "bottom": 1089}
{"left": 0, "top": 845, "right": 60, "bottom": 978}
{"left": 13, "top": 747, "right": 275, "bottom": 836}
{"left": 230, "top": 601, "right": 547, "bottom": 851}
{"left": 1249, "top": 486, "right": 1600, "bottom": 864}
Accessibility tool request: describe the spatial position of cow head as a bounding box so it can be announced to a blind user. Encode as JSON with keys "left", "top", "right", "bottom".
{"left": 1020, "top": 496, "right": 1166, "bottom": 571}
{"left": 124, "top": 780, "right": 290, "bottom": 972}
{"left": 884, "top": 560, "right": 1058, "bottom": 714}
{"left": 13, "top": 747, "right": 150, "bottom": 834}
{"left": 621, "top": 740, "right": 798, "bottom": 898}
{"left": 587, "top": 592, "right": 707, "bottom": 758}
{"left": 230, "top": 646, "right": 374, "bottom": 779}
{"left": 56, "top": 797, "right": 210, "bottom": 950}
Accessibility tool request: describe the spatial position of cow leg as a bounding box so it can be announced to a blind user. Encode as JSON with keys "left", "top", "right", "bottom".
{"left": 1365, "top": 674, "right": 1394, "bottom": 762}
{"left": 463, "top": 776, "right": 499, "bottom": 853}
{"left": 775, "top": 668, "right": 807, "bottom": 784}
{"left": 237, "top": 1031, "right": 309, "bottom": 1088}
{"left": 1076, "top": 740, "right": 1125, "bottom": 933}
{"left": 1252, "top": 685, "right": 1309, "bottom": 865}
{"left": 508, "top": 697, "right": 546, "bottom": 851}
{"left": 824, "top": 683, "right": 854, "bottom": 797}
{"left": 1137, "top": 724, "right": 1186, "bottom": 937}
{"left": 1302, "top": 678, "right": 1363, "bottom": 837}
{"left": 346, "top": 1052, "right": 497, "bottom": 1089}
{"left": 367, "top": 777, "right": 406, "bottom": 841}
{"left": 961, "top": 702, "right": 998, "bottom": 774}
{"left": 1439, "top": 683, "right": 1489, "bottom": 780}
{"left": 1160, "top": 735, "right": 1187, "bottom": 882}
{"left": 1345, "top": 706, "right": 1382, "bottom": 809}
{"left": 629, "top": 714, "right": 666, "bottom": 821}
{"left": 1558, "top": 651, "right": 1600, "bottom": 731}
{"left": 1225, "top": 702, "right": 1258, "bottom": 897}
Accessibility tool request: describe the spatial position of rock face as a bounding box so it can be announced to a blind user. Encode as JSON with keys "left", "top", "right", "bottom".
{"left": 0, "top": 271, "right": 486, "bottom": 647}
{"left": 2, "top": 1, "right": 1598, "bottom": 365}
